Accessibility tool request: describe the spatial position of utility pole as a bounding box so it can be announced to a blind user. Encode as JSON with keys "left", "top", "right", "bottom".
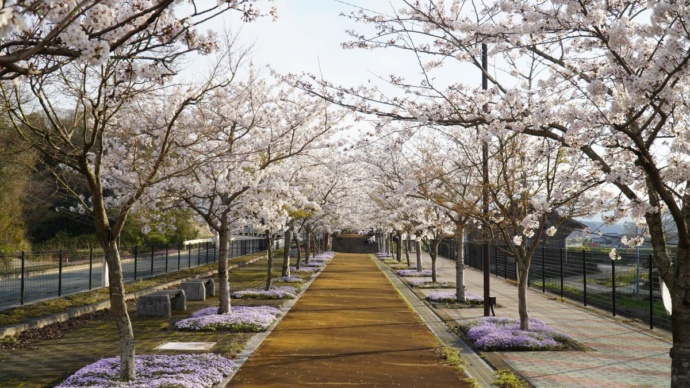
{"left": 482, "top": 42, "right": 491, "bottom": 317}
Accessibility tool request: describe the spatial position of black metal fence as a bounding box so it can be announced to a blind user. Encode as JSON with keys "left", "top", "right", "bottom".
{"left": 437, "top": 240, "right": 671, "bottom": 331}
{"left": 0, "top": 238, "right": 268, "bottom": 310}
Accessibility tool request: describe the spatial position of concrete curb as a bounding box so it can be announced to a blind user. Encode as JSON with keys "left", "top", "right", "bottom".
{"left": 371, "top": 255, "right": 496, "bottom": 388}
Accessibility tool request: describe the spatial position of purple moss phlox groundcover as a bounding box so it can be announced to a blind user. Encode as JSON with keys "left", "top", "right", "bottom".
{"left": 55, "top": 353, "right": 234, "bottom": 388}
{"left": 407, "top": 278, "right": 455, "bottom": 288}
{"left": 176, "top": 306, "right": 280, "bottom": 332}
{"left": 290, "top": 266, "right": 320, "bottom": 273}
{"left": 190, "top": 305, "right": 280, "bottom": 318}
{"left": 396, "top": 269, "right": 432, "bottom": 277}
{"left": 313, "top": 252, "right": 334, "bottom": 259}
{"left": 275, "top": 275, "right": 303, "bottom": 283}
{"left": 232, "top": 286, "right": 297, "bottom": 299}
{"left": 425, "top": 291, "right": 483, "bottom": 303}
{"left": 463, "top": 317, "right": 571, "bottom": 351}
{"left": 302, "top": 261, "right": 326, "bottom": 267}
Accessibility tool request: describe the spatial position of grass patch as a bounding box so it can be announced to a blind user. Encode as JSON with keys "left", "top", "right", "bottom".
{"left": 439, "top": 345, "right": 463, "bottom": 368}
{"left": 494, "top": 369, "right": 527, "bottom": 388}
{"left": 463, "top": 378, "right": 479, "bottom": 388}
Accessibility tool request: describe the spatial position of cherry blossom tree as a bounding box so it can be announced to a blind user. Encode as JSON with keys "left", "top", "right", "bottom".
{"left": 299, "top": 149, "right": 368, "bottom": 254}
{"left": 478, "top": 133, "right": 603, "bottom": 329}
{"left": 0, "top": 2, "right": 277, "bottom": 380}
{"left": 410, "top": 130, "right": 481, "bottom": 302}
{"left": 0, "top": 53, "right": 234, "bottom": 379}
{"left": 169, "top": 75, "right": 345, "bottom": 312}
{"left": 292, "top": 1, "right": 690, "bottom": 383}
{"left": 0, "top": 0, "right": 275, "bottom": 79}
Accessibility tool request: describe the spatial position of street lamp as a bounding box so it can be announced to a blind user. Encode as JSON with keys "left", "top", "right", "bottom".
{"left": 481, "top": 42, "right": 491, "bottom": 317}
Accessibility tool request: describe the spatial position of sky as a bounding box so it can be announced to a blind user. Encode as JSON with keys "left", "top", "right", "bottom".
{"left": 186, "top": 0, "right": 481, "bottom": 92}
{"left": 216, "top": 0, "right": 410, "bottom": 85}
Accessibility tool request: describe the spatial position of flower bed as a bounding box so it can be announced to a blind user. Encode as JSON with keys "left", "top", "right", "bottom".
{"left": 313, "top": 252, "right": 335, "bottom": 260}
{"left": 407, "top": 279, "right": 456, "bottom": 289}
{"left": 396, "top": 269, "right": 432, "bottom": 277}
{"left": 425, "top": 291, "right": 483, "bottom": 304}
{"left": 232, "top": 286, "right": 297, "bottom": 299}
{"left": 301, "top": 261, "right": 326, "bottom": 267}
{"left": 274, "top": 275, "right": 304, "bottom": 283}
{"left": 55, "top": 354, "right": 234, "bottom": 388}
{"left": 459, "top": 317, "right": 571, "bottom": 351}
{"left": 290, "top": 266, "right": 320, "bottom": 273}
{"left": 175, "top": 306, "right": 280, "bottom": 332}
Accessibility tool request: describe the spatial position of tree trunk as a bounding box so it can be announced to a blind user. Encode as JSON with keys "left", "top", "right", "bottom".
{"left": 670, "top": 286, "right": 690, "bottom": 387}
{"left": 282, "top": 229, "right": 292, "bottom": 277}
{"left": 431, "top": 239, "right": 440, "bottom": 284}
{"left": 295, "top": 233, "right": 302, "bottom": 270}
{"left": 323, "top": 232, "right": 330, "bottom": 252}
{"left": 265, "top": 232, "right": 274, "bottom": 291}
{"left": 455, "top": 225, "right": 466, "bottom": 303}
{"left": 405, "top": 235, "right": 411, "bottom": 267}
{"left": 416, "top": 240, "right": 422, "bottom": 272}
{"left": 517, "top": 259, "right": 530, "bottom": 330}
{"left": 396, "top": 231, "right": 402, "bottom": 262}
{"left": 305, "top": 227, "right": 311, "bottom": 263}
{"left": 668, "top": 245, "right": 690, "bottom": 387}
{"left": 217, "top": 223, "right": 231, "bottom": 314}
{"left": 104, "top": 240, "right": 136, "bottom": 380}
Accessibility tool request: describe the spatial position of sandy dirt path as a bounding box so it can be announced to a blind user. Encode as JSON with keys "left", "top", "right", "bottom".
{"left": 227, "top": 252, "right": 470, "bottom": 387}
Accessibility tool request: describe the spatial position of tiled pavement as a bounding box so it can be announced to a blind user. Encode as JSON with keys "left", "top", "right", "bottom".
{"left": 413, "top": 253, "right": 672, "bottom": 388}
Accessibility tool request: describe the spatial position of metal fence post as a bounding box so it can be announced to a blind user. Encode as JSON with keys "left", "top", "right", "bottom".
{"left": 134, "top": 246, "right": 138, "bottom": 280}
{"left": 58, "top": 250, "right": 63, "bottom": 297}
{"left": 164, "top": 244, "right": 169, "bottom": 273}
{"left": 20, "top": 251, "right": 25, "bottom": 305}
{"left": 88, "top": 246, "right": 93, "bottom": 290}
{"left": 542, "top": 245, "right": 546, "bottom": 293}
{"left": 612, "top": 257, "right": 616, "bottom": 316}
{"left": 561, "top": 248, "right": 563, "bottom": 298}
{"left": 583, "top": 249, "right": 587, "bottom": 307}
{"left": 188, "top": 245, "right": 192, "bottom": 268}
{"left": 649, "top": 254, "right": 654, "bottom": 329}
{"left": 493, "top": 245, "right": 498, "bottom": 278}
{"left": 177, "top": 243, "right": 181, "bottom": 271}
{"left": 150, "top": 245, "right": 155, "bottom": 276}
{"left": 504, "top": 250, "right": 507, "bottom": 279}
{"left": 205, "top": 242, "right": 209, "bottom": 264}
{"left": 197, "top": 244, "right": 201, "bottom": 266}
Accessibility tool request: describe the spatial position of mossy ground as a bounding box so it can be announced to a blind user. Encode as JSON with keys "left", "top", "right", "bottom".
{"left": 0, "top": 255, "right": 292, "bottom": 387}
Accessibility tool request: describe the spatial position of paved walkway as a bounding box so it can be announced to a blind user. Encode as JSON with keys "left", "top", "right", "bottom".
{"left": 416, "top": 253, "right": 672, "bottom": 388}
{"left": 227, "top": 253, "right": 470, "bottom": 387}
